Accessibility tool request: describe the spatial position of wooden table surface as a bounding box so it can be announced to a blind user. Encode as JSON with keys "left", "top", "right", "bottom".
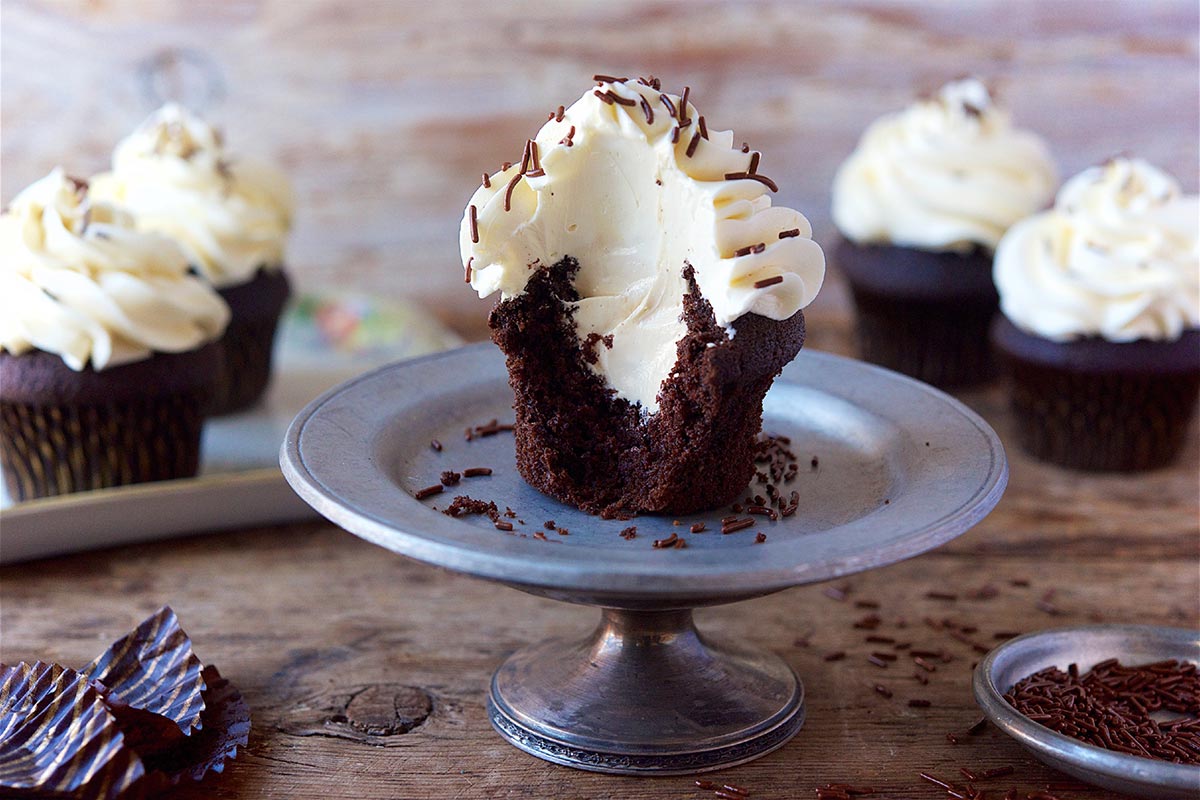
{"left": 3, "top": 312, "right": 1197, "bottom": 799}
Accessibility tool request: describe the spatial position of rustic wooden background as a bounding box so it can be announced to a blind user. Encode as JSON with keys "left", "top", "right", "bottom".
{"left": 2, "top": 2, "right": 1199, "bottom": 798}
{"left": 3, "top": 0, "right": 1198, "bottom": 340}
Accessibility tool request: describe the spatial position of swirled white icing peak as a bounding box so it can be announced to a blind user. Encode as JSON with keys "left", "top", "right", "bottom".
{"left": 0, "top": 168, "right": 230, "bottom": 371}
{"left": 994, "top": 158, "right": 1200, "bottom": 342}
{"left": 91, "top": 104, "right": 293, "bottom": 288}
{"left": 832, "top": 78, "right": 1058, "bottom": 252}
{"left": 460, "top": 79, "right": 825, "bottom": 411}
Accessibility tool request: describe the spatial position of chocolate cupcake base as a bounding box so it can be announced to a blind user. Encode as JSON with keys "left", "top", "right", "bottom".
{"left": 489, "top": 257, "right": 805, "bottom": 517}
{"left": 0, "top": 345, "right": 220, "bottom": 500}
{"left": 212, "top": 267, "right": 290, "bottom": 416}
{"left": 992, "top": 316, "right": 1200, "bottom": 472}
{"left": 837, "top": 238, "right": 998, "bottom": 389}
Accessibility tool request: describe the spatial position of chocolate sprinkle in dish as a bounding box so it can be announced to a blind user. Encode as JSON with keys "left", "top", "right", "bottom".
{"left": 462, "top": 467, "right": 492, "bottom": 477}
{"left": 824, "top": 651, "right": 846, "bottom": 662}
{"left": 1005, "top": 658, "right": 1200, "bottom": 764}
{"left": 874, "top": 684, "right": 893, "bottom": 699}
{"left": 690, "top": 522, "right": 706, "bottom": 533}
{"left": 908, "top": 698, "right": 931, "bottom": 708}
{"left": 415, "top": 484, "right": 443, "bottom": 500}
{"left": 430, "top": 439, "right": 443, "bottom": 452}
{"left": 494, "top": 521, "right": 514, "bottom": 531}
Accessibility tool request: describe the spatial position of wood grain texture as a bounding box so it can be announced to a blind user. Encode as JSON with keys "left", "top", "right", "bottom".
{"left": 2, "top": 0, "right": 1197, "bottom": 339}
{"left": 1, "top": 382, "right": 1197, "bottom": 799}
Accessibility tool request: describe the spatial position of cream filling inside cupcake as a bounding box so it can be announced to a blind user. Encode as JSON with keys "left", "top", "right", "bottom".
{"left": 460, "top": 79, "right": 825, "bottom": 412}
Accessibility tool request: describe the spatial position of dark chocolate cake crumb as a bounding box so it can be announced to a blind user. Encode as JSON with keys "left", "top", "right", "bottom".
{"left": 440, "top": 471, "right": 461, "bottom": 486}
{"left": 619, "top": 526, "right": 638, "bottom": 540}
{"left": 544, "top": 520, "right": 555, "bottom": 530}
{"left": 443, "top": 495, "right": 500, "bottom": 522}
{"left": 487, "top": 257, "right": 805, "bottom": 516}
{"left": 580, "top": 332, "right": 614, "bottom": 365}
{"left": 754, "top": 532, "right": 767, "bottom": 543}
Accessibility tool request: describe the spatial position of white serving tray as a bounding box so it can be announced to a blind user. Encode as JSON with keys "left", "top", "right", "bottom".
{"left": 0, "top": 293, "right": 460, "bottom": 564}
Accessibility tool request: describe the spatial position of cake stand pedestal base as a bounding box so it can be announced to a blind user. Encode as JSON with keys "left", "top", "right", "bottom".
{"left": 487, "top": 608, "right": 805, "bottom": 775}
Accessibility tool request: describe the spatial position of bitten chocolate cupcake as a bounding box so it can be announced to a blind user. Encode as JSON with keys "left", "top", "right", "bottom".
{"left": 0, "top": 169, "right": 230, "bottom": 499}
{"left": 91, "top": 104, "right": 293, "bottom": 415}
{"left": 992, "top": 157, "right": 1200, "bottom": 471}
{"left": 460, "top": 76, "right": 825, "bottom": 517}
{"left": 831, "top": 78, "right": 1057, "bottom": 388}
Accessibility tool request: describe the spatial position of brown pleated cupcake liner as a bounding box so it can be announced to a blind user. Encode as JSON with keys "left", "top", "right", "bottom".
{"left": 850, "top": 284, "right": 998, "bottom": 389}
{"left": 210, "top": 268, "right": 290, "bottom": 416}
{"left": 83, "top": 606, "right": 206, "bottom": 740}
{"left": 209, "top": 312, "right": 283, "bottom": 415}
{"left": 0, "top": 661, "right": 146, "bottom": 800}
{"left": 1001, "top": 356, "right": 1200, "bottom": 472}
{"left": 0, "top": 392, "right": 205, "bottom": 501}
{"left": 0, "top": 608, "right": 250, "bottom": 800}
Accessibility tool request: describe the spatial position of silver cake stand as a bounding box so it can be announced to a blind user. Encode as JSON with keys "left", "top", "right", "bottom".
{"left": 280, "top": 344, "right": 1007, "bottom": 775}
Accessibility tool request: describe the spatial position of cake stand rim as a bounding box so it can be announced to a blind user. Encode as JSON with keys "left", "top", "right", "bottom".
{"left": 280, "top": 343, "right": 1008, "bottom": 600}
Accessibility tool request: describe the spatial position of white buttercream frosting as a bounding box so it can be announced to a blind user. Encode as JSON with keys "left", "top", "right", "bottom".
{"left": 994, "top": 158, "right": 1200, "bottom": 343}
{"left": 460, "top": 78, "right": 825, "bottom": 411}
{"left": 91, "top": 104, "right": 293, "bottom": 288}
{"left": 0, "top": 168, "right": 230, "bottom": 371}
{"left": 831, "top": 78, "right": 1058, "bottom": 252}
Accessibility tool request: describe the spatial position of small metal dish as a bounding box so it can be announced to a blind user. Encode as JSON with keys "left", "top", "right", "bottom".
{"left": 974, "top": 625, "right": 1200, "bottom": 798}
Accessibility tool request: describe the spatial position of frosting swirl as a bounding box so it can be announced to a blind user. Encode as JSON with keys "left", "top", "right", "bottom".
{"left": 0, "top": 168, "right": 230, "bottom": 371}
{"left": 460, "top": 78, "right": 825, "bottom": 411}
{"left": 832, "top": 78, "right": 1058, "bottom": 252}
{"left": 90, "top": 104, "right": 293, "bottom": 288}
{"left": 994, "top": 158, "right": 1199, "bottom": 342}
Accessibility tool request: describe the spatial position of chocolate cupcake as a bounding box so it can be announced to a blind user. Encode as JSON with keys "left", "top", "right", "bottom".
{"left": 0, "top": 169, "right": 230, "bottom": 499}
{"left": 92, "top": 104, "right": 293, "bottom": 415}
{"left": 831, "top": 78, "right": 1057, "bottom": 388}
{"left": 460, "top": 77, "right": 825, "bottom": 516}
{"left": 992, "top": 158, "right": 1200, "bottom": 471}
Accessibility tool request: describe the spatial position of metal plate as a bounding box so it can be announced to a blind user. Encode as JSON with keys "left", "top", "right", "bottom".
{"left": 280, "top": 343, "right": 1007, "bottom": 605}
{"left": 975, "top": 625, "right": 1200, "bottom": 798}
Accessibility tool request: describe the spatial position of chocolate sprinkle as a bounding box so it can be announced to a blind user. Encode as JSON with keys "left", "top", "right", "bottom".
{"left": 659, "top": 93, "right": 676, "bottom": 119}
{"left": 481, "top": 172, "right": 491, "bottom": 188}
{"left": 463, "top": 467, "right": 492, "bottom": 477}
{"left": 754, "top": 275, "right": 783, "bottom": 289}
{"left": 685, "top": 130, "right": 701, "bottom": 158}
{"left": 698, "top": 115, "right": 708, "bottom": 139}
{"left": 748, "top": 151, "right": 760, "bottom": 174}
{"left": 464, "top": 257, "right": 473, "bottom": 284}
{"left": 724, "top": 172, "right": 779, "bottom": 192}
{"left": 468, "top": 205, "right": 478, "bottom": 243}
{"left": 639, "top": 95, "right": 654, "bottom": 124}
{"left": 415, "top": 484, "right": 443, "bottom": 500}
{"left": 503, "top": 174, "right": 522, "bottom": 212}
{"left": 779, "top": 228, "right": 801, "bottom": 239}
{"left": 593, "top": 89, "right": 615, "bottom": 105}
{"left": 429, "top": 439, "right": 442, "bottom": 452}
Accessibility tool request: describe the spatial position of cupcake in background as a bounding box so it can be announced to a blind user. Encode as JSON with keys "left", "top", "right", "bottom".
{"left": 831, "top": 78, "right": 1057, "bottom": 387}
{"left": 91, "top": 104, "right": 293, "bottom": 414}
{"left": 992, "top": 157, "right": 1200, "bottom": 471}
{"left": 0, "top": 169, "right": 230, "bottom": 499}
